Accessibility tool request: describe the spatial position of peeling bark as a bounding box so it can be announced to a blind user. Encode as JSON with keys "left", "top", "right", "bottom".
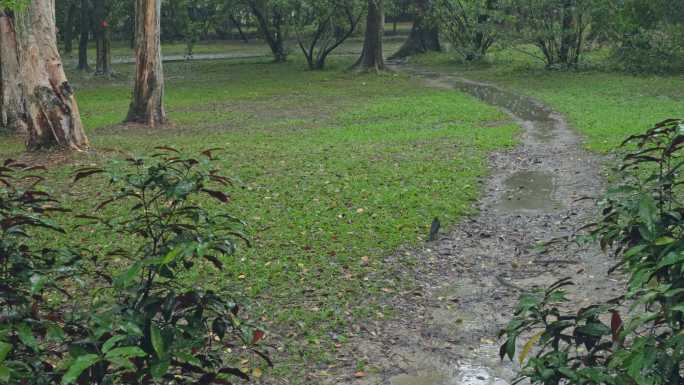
{"left": 354, "top": 0, "right": 385, "bottom": 71}
{"left": 14, "top": 0, "right": 89, "bottom": 150}
{"left": 126, "top": 0, "right": 166, "bottom": 127}
{"left": 0, "top": 10, "right": 26, "bottom": 134}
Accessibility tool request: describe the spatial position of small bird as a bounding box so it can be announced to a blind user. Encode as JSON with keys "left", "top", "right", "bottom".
{"left": 428, "top": 217, "right": 441, "bottom": 242}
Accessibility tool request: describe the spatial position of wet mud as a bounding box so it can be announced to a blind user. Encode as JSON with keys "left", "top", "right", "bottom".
{"left": 325, "top": 65, "right": 622, "bottom": 385}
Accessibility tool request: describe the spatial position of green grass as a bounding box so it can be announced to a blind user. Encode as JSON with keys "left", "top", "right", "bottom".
{"left": 1, "top": 56, "right": 518, "bottom": 380}
{"left": 412, "top": 46, "right": 684, "bottom": 153}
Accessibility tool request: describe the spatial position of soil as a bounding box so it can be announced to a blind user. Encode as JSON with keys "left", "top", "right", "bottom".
{"left": 322, "top": 64, "right": 624, "bottom": 385}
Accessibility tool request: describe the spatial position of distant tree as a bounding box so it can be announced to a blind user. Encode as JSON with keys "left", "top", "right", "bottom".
{"left": 78, "top": 0, "right": 91, "bottom": 71}
{"left": 244, "top": 0, "right": 292, "bottom": 62}
{"left": 293, "top": 0, "right": 364, "bottom": 70}
{"left": 608, "top": 0, "right": 684, "bottom": 73}
{"left": 126, "top": 0, "right": 167, "bottom": 127}
{"left": 62, "top": 0, "right": 78, "bottom": 55}
{"left": 1, "top": 0, "right": 89, "bottom": 150}
{"left": 93, "top": 0, "right": 113, "bottom": 75}
{"left": 433, "top": 0, "right": 499, "bottom": 61}
{"left": 504, "top": 0, "right": 594, "bottom": 67}
{"left": 354, "top": 0, "right": 385, "bottom": 71}
{"left": 390, "top": 0, "right": 441, "bottom": 59}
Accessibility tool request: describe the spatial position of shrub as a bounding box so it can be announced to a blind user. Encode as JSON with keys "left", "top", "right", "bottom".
{"left": 0, "top": 160, "right": 84, "bottom": 384}
{"left": 0, "top": 148, "right": 270, "bottom": 384}
{"left": 614, "top": 26, "right": 684, "bottom": 74}
{"left": 501, "top": 119, "right": 684, "bottom": 384}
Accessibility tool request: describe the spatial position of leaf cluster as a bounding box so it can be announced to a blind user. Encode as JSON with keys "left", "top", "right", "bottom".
{"left": 501, "top": 119, "right": 684, "bottom": 385}
{"left": 0, "top": 149, "right": 270, "bottom": 385}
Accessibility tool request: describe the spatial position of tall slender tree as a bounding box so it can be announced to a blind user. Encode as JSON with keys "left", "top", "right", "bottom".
{"left": 354, "top": 0, "right": 385, "bottom": 71}
{"left": 5, "top": 0, "right": 89, "bottom": 150}
{"left": 390, "top": 0, "right": 440, "bottom": 59}
{"left": 93, "top": 0, "right": 113, "bottom": 75}
{"left": 63, "top": 0, "right": 78, "bottom": 55}
{"left": 78, "top": 0, "right": 91, "bottom": 71}
{"left": 126, "top": 0, "right": 167, "bottom": 127}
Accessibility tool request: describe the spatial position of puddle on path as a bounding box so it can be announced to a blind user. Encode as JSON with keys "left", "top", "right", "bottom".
{"left": 498, "top": 171, "right": 558, "bottom": 212}
{"left": 389, "top": 364, "right": 509, "bottom": 385}
{"left": 421, "top": 73, "right": 559, "bottom": 143}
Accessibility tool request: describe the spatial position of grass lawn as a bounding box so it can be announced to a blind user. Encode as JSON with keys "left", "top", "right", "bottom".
{"left": 412, "top": 47, "right": 684, "bottom": 153}
{"left": 0, "top": 56, "right": 518, "bottom": 380}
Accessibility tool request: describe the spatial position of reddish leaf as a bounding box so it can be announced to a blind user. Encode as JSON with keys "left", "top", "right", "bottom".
{"left": 202, "top": 189, "right": 231, "bottom": 203}
{"left": 252, "top": 329, "right": 265, "bottom": 344}
{"left": 611, "top": 311, "right": 623, "bottom": 342}
{"left": 154, "top": 146, "right": 180, "bottom": 153}
{"left": 73, "top": 168, "right": 105, "bottom": 183}
{"left": 201, "top": 148, "right": 223, "bottom": 160}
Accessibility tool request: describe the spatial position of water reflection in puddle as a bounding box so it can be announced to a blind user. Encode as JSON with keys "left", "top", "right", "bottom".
{"left": 498, "top": 171, "right": 559, "bottom": 212}
{"left": 389, "top": 364, "right": 509, "bottom": 385}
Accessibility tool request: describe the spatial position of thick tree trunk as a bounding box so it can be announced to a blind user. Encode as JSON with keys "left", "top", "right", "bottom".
{"left": 390, "top": 0, "right": 440, "bottom": 59}
{"left": 93, "top": 0, "right": 112, "bottom": 76}
{"left": 63, "top": 0, "right": 77, "bottom": 55}
{"left": 0, "top": 10, "right": 26, "bottom": 134}
{"left": 126, "top": 0, "right": 166, "bottom": 127}
{"left": 14, "top": 0, "right": 89, "bottom": 150}
{"left": 78, "top": 0, "right": 90, "bottom": 71}
{"left": 354, "top": 0, "right": 385, "bottom": 71}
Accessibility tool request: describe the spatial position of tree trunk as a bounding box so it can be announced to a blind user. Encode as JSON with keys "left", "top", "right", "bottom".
{"left": 14, "top": 0, "right": 89, "bottom": 150}
{"left": 126, "top": 0, "right": 166, "bottom": 127}
{"left": 230, "top": 15, "right": 249, "bottom": 43}
{"left": 93, "top": 0, "right": 112, "bottom": 76}
{"left": 354, "top": 0, "right": 385, "bottom": 71}
{"left": 0, "top": 10, "right": 26, "bottom": 134}
{"left": 63, "top": 0, "right": 78, "bottom": 55}
{"left": 78, "top": 0, "right": 90, "bottom": 71}
{"left": 559, "top": 0, "right": 575, "bottom": 65}
{"left": 249, "top": 3, "right": 287, "bottom": 62}
{"left": 390, "top": 0, "right": 440, "bottom": 59}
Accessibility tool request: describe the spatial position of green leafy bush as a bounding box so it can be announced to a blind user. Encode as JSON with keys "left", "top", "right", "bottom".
{"left": 614, "top": 26, "right": 684, "bottom": 74}
{"left": 501, "top": 119, "right": 684, "bottom": 384}
{"left": 0, "top": 160, "right": 84, "bottom": 384}
{"left": 1, "top": 148, "right": 270, "bottom": 384}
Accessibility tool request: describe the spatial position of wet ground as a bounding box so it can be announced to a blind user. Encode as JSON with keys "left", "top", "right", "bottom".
{"left": 322, "top": 65, "right": 623, "bottom": 385}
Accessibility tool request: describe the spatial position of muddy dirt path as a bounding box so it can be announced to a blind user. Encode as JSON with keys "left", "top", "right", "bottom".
{"left": 327, "top": 66, "right": 623, "bottom": 385}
